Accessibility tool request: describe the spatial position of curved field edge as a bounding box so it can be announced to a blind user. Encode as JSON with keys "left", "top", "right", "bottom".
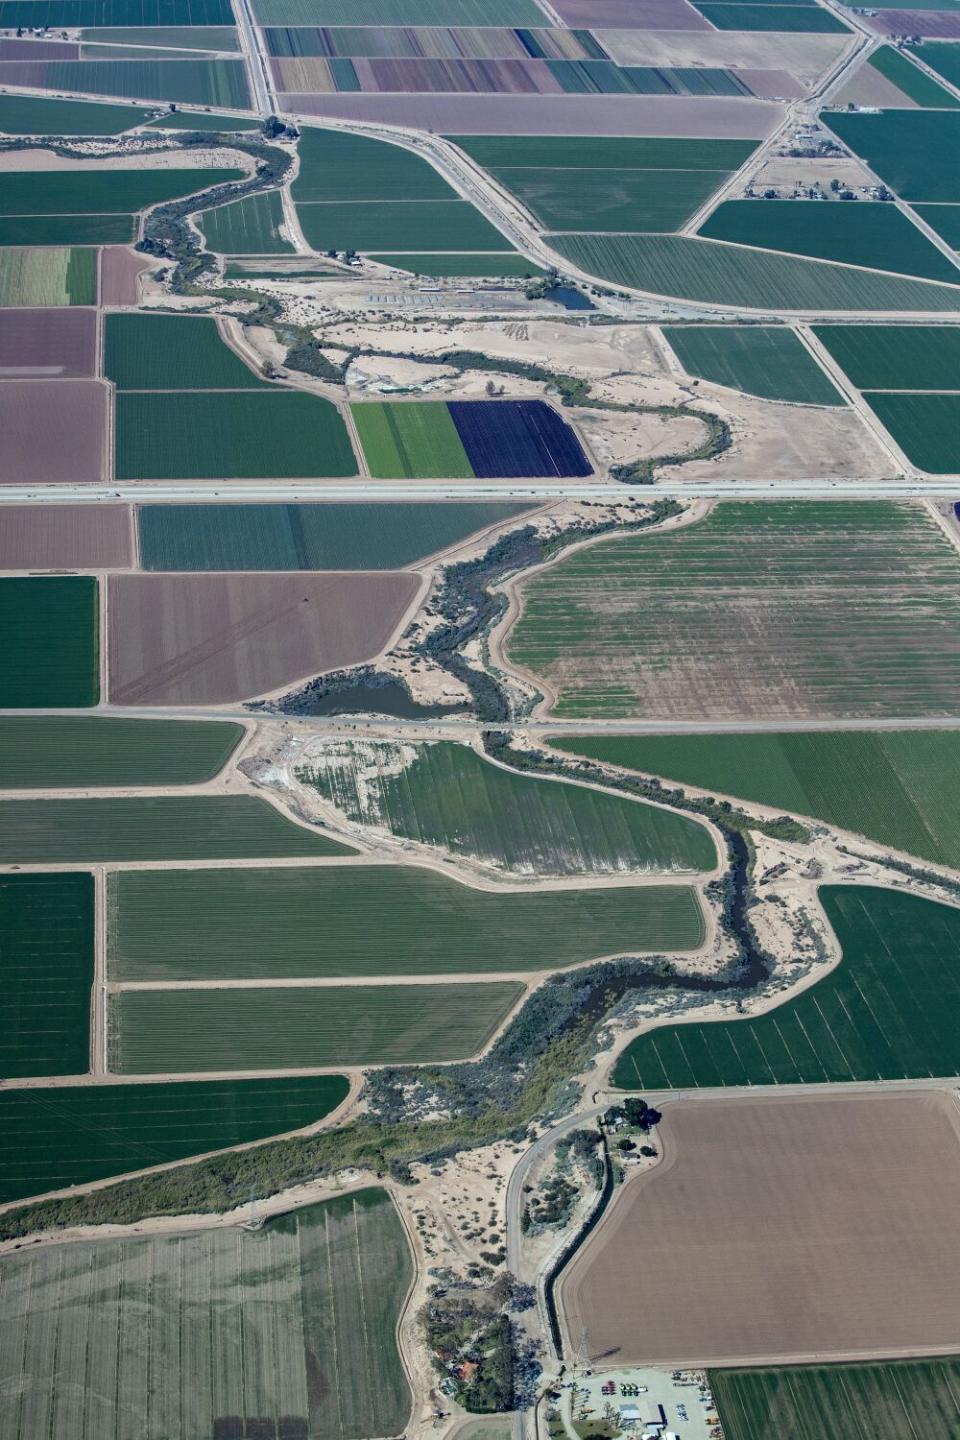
{"left": 0, "top": 715, "right": 246, "bottom": 788}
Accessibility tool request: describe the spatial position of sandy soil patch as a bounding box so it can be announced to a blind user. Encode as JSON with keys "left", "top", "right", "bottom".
{"left": 100, "top": 246, "right": 156, "bottom": 307}
{"left": 0, "top": 379, "right": 108, "bottom": 485}
{"left": 738, "top": 154, "right": 876, "bottom": 197}
{"left": 574, "top": 405, "right": 707, "bottom": 469}
{"left": 345, "top": 353, "right": 459, "bottom": 393}
{"left": 0, "top": 307, "right": 96, "bottom": 378}
{"left": 0, "top": 146, "right": 255, "bottom": 173}
{"left": 559, "top": 1089, "right": 960, "bottom": 1367}
{"left": 598, "top": 30, "right": 849, "bottom": 87}
{"left": 0, "top": 504, "right": 132, "bottom": 570}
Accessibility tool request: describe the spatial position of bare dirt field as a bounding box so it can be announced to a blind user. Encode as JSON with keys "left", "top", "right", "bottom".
{"left": 107, "top": 571, "right": 421, "bottom": 706}
{"left": 832, "top": 64, "right": 918, "bottom": 109}
{"left": 0, "top": 504, "right": 132, "bottom": 570}
{"left": 598, "top": 30, "right": 849, "bottom": 88}
{"left": 559, "top": 1090, "right": 960, "bottom": 1367}
{"left": 738, "top": 154, "right": 875, "bottom": 197}
{"left": 0, "top": 307, "right": 96, "bottom": 378}
{"left": 865, "top": 9, "right": 960, "bottom": 36}
{"left": 0, "top": 379, "right": 108, "bottom": 485}
{"left": 557, "top": 0, "right": 709, "bottom": 28}
{"left": 100, "top": 246, "right": 155, "bottom": 307}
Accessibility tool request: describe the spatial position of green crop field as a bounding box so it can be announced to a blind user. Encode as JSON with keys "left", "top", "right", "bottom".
{"left": 115, "top": 391, "right": 357, "bottom": 478}
{"left": 826, "top": 110, "right": 960, "bottom": 201}
{"left": 0, "top": 247, "right": 96, "bottom": 306}
{"left": 660, "top": 326, "right": 843, "bottom": 405}
{"left": 0, "top": 214, "right": 133, "bottom": 245}
{"left": 0, "top": 796, "right": 353, "bottom": 863}
{"left": 550, "top": 233, "right": 960, "bottom": 310}
{"left": 296, "top": 199, "right": 511, "bottom": 253}
{"left": 813, "top": 323, "right": 960, "bottom": 388}
{"left": 352, "top": 402, "right": 473, "bottom": 479}
{"left": 111, "top": 980, "right": 526, "bottom": 1071}
{"left": 507, "top": 500, "right": 960, "bottom": 720}
{"left": 451, "top": 136, "right": 759, "bottom": 171}
{"left": 551, "top": 729, "right": 960, "bottom": 869}
{"left": 198, "top": 189, "right": 294, "bottom": 253}
{"left": 694, "top": 2, "right": 849, "bottom": 28}
{"left": 297, "top": 738, "right": 715, "bottom": 876}
{"left": 907, "top": 39, "right": 960, "bottom": 92}
{"left": 0, "top": 92, "right": 151, "bottom": 133}
{"left": 256, "top": 0, "right": 543, "bottom": 24}
{"left": 105, "top": 312, "right": 269, "bottom": 388}
{"left": 862, "top": 392, "right": 960, "bottom": 473}
{"left": 0, "top": 577, "right": 98, "bottom": 708}
{"left": 0, "top": 716, "right": 242, "bottom": 787}
{"left": 31, "top": 57, "right": 251, "bottom": 107}
{"left": 108, "top": 863, "right": 706, "bottom": 979}
{"left": 0, "top": 1074, "right": 349, "bottom": 1205}
{"left": 494, "top": 168, "right": 733, "bottom": 233}
{"left": 371, "top": 253, "right": 545, "bottom": 277}
{"left": 83, "top": 23, "right": 241, "bottom": 46}
{"left": 137, "top": 499, "right": 532, "bottom": 569}
{"left": 698, "top": 200, "right": 960, "bottom": 282}
{"left": 870, "top": 43, "right": 960, "bottom": 106}
{"left": 0, "top": 167, "right": 243, "bottom": 215}
{"left": 295, "top": 125, "right": 455, "bottom": 201}
{"left": 0, "top": 1186, "right": 410, "bottom": 1440}
{"left": 1, "top": 874, "right": 93, "bottom": 1080}
{"left": 915, "top": 204, "right": 960, "bottom": 250}
{"left": 614, "top": 885, "right": 960, "bottom": 1088}
{"left": 147, "top": 107, "right": 259, "bottom": 128}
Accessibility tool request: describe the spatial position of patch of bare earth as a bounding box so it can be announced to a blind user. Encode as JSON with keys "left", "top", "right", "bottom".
{"left": 0, "top": 308, "right": 96, "bottom": 378}
{"left": 0, "top": 504, "right": 132, "bottom": 569}
{"left": 0, "top": 380, "right": 108, "bottom": 485}
{"left": 596, "top": 29, "right": 849, "bottom": 86}
{"left": 100, "top": 247, "right": 156, "bottom": 307}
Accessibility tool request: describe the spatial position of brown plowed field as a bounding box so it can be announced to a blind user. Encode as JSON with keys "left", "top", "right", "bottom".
{"left": 0, "top": 504, "right": 131, "bottom": 569}
{"left": 107, "top": 571, "right": 421, "bottom": 705}
{"left": 0, "top": 308, "right": 96, "bottom": 378}
{"left": 100, "top": 246, "right": 153, "bottom": 307}
{"left": 0, "top": 380, "right": 108, "bottom": 485}
{"left": 554, "top": 0, "right": 709, "bottom": 28}
{"left": 559, "top": 1091, "right": 960, "bottom": 1367}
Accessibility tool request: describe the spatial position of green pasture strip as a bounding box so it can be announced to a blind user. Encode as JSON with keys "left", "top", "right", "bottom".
{"left": 370, "top": 252, "right": 546, "bottom": 276}
{"left": 870, "top": 43, "right": 960, "bottom": 106}
{"left": 136, "top": 499, "right": 532, "bottom": 569}
{"left": 22, "top": 57, "right": 251, "bottom": 107}
{"left": 0, "top": 576, "right": 98, "bottom": 708}
{"left": 697, "top": 199, "right": 960, "bottom": 283}
{"left": 82, "top": 24, "right": 242, "bottom": 47}
{"left": 0, "top": 92, "right": 151, "bottom": 133}
{"left": 615, "top": 885, "right": 960, "bottom": 1088}
{"left": 104, "top": 312, "right": 269, "bottom": 389}
{"left": 0, "top": 167, "right": 242, "bottom": 215}
{"left": 0, "top": 873, "right": 93, "bottom": 1080}
{"left": 907, "top": 39, "right": 960, "bottom": 91}
{"left": 813, "top": 323, "right": 960, "bottom": 388}
{"left": 0, "top": 1073, "right": 349, "bottom": 1205}
{"left": 549, "top": 232, "right": 960, "bottom": 310}
{"left": 694, "top": 2, "right": 850, "bottom": 28}
{"left": 197, "top": 188, "right": 293, "bottom": 253}
{"left": 0, "top": 715, "right": 243, "bottom": 787}
{"left": 108, "top": 864, "right": 706, "bottom": 980}
{"left": 711, "top": 1357, "right": 960, "bottom": 1440}
{"left": 660, "top": 325, "right": 843, "bottom": 405}
{"left": 296, "top": 199, "right": 512, "bottom": 253}
{"left": 352, "top": 401, "right": 473, "bottom": 479}
{"left": 826, "top": 109, "right": 960, "bottom": 201}
{"left": 550, "top": 729, "right": 960, "bottom": 869}
{"left": 915, "top": 203, "right": 960, "bottom": 250}
{"left": 115, "top": 390, "right": 357, "bottom": 478}
{"left": 110, "top": 980, "right": 526, "bottom": 1070}
{"left": 0, "top": 246, "right": 96, "bottom": 306}
{"left": 498, "top": 167, "right": 731, "bottom": 233}
{"left": 507, "top": 500, "right": 960, "bottom": 720}
{"left": 0, "top": 213, "right": 133, "bottom": 245}
{"left": 295, "top": 125, "right": 454, "bottom": 201}
{"left": 255, "top": 0, "right": 544, "bottom": 24}
{"left": 297, "top": 738, "right": 716, "bottom": 876}
{"left": 448, "top": 135, "right": 759, "bottom": 170}
{"left": 0, "top": 796, "right": 353, "bottom": 862}
{"left": 147, "top": 107, "right": 259, "bottom": 128}
{"left": 862, "top": 391, "right": 960, "bottom": 472}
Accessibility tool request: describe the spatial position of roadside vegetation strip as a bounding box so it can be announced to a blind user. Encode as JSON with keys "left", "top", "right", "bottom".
{"left": 825, "top": 109, "right": 960, "bottom": 202}
{"left": 617, "top": 885, "right": 960, "bottom": 1089}
{"left": 109, "top": 980, "right": 527, "bottom": 1070}
{"left": 0, "top": 576, "right": 98, "bottom": 709}
{"left": 352, "top": 401, "right": 473, "bottom": 480}
{"left": 711, "top": 1356, "right": 960, "bottom": 1440}
{"left": 660, "top": 325, "right": 844, "bottom": 406}
{"left": 197, "top": 188, "right": 293, "bottom": 254}
{"left": 870, "top": 42, "right": 960, "bottom": 105}
{"left": 104, "top": 312, "right": 270, "bottom": 389}
{"left": 0, "top": 796, "right": 353, "bottom": 863}
{"left": 0, "top": 873, "right": 93, "bottom": 1080}
{"left": 0, "top": 716, "right": 243, "bottom": 788}
{"left": 860, "top": 391, "right": 960, "bottom": 473}
{"left": 0, "top": 247, "right": 96, "bottom": 307}
{"left": 551, "top": 730, "right": 960, "bottom": 871}
{"left": 297, "top": 737, "right": 716, "bottom": 876}
{"left": 0, "top": 91, "right": 152, "bottom": 133}
{"left": 697, "top": 199, "right": 960, "bottom": 283}
{"left": 137, "top": 500, "right": 534, "bottom": 570}
{"left": 548, "top": 233, "right": 960, "bottom": 310}
{"left": 0, "top": 1073, "right": 349, "bottom": 1206}
{"left": 0, "top": 166, "right": 245, "bottom": 216}
{"left": 147, "top": 107, "right": 259, "bottom": 129}
{"left": 812, "top": 323, "right": 960, "bottom": 389}
{"left": 507, "top": 500, "right": 960, "bottom": 720}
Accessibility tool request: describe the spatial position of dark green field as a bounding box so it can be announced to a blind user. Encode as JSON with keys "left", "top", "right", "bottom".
{"left": 1, "top": 874, "right": 93, "bottom": 1080}
{"left": 295, "top": 126, "right": 454, "bottom": 201}
{"left": 907, "top": 38, "right": 960, "bottom": 91}
{"left": 105, "top": 313, "right": 270, "bottom": 389}
{"left": 449, "top": 135, "right": 759, "bottom": 171}
{"left": 0, "top": 796, "right": 353, "bottom": 863}
{"left": 698, "top": 200, "right": 960, "bottom": 282}
{"left": 495, "top": 168, "right": 732, "bottom": 233}
{"left": 0, "top": 92, "right": 151, "bottom": 133}
{"left": 25, "top": 57, "right": 251, "bottom": 107}
{"left": 147, "top": 108, "right": 259, "bottom": 129}
{"left": 198, "top": 189, "right": 293, "bottom": 253}
{"left": 0, "top": 214, "right": 133, "bottom": 245}
{"left": 614, "top": 885, "right": 960, "bottom": 1088}
{"left": 137, "top": 500, "right": 532, "bottom": 570}
{"left": 297, "top": 200, "right": 511, "bottom": 253}
{"left": 0, "top": 577, "right": 98, "bottom": 707}
{"left": 661, "top": 326, "right": 843, "bottom": 405}
{"left": 863, "top": 392, "right": 960, "bottom": 472}
{"left": 115, "top": 391, "right": 357, "bottom": 479}
{"left": 0, "top": 716, "right": 242, "bottom": 787}
{"left": 694, "top": 2, "right": 849, "bottom": 28}
{"left": 916, "top": 204, "right": 960, "bottom": 250}
{"left": 0, "top": 167, "right": 243, "bottom": 215}
{"left": 0, "top": 1074, "right": 349, "bottom": 1205}
{"left": 826, "top": 109, "right": 960, "bottom": 201}
{"left": 813, "top": 323, "right": 960, "bottom": 388}
{"left": 712, "top": 1356, "right": 960, "bottom": 1440}
{"left": 870, "top": 43, "right": 960, "bottom": 106}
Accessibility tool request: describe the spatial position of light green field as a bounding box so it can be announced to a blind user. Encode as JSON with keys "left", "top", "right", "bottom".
{"left": 551, "top": 729, "right": 960, "bottom": 868}
{"left": 0, "top": 247, "right": 96, "bottom": 307}
{"left": 105, "top": 312, "right": 269, "bottom": 389}
{"left": 507, "top": 501, "right": 960, "bottom": 719}
{"left": 0, "top": 1187, "right": 409, "bottom": 1440}
{"left": 108, "top": 863, "right": 706, "bottom": 979}
{"left": 352, "top": 402, "right": 472, "bottom": 478}
{"left": 110, "top": 980, "right": 526, "bottom": 1070}
{"left": 198, "top": 189, "right": 294, "bottom": 253}
{"left": 0, "top": 716, "right": 242, "bottom": 787}
{"left": 660, "top": 326, "right": 843, "bottom": 405}
{"left": 297, "top": 738, "right": 715, "bottom": 874}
